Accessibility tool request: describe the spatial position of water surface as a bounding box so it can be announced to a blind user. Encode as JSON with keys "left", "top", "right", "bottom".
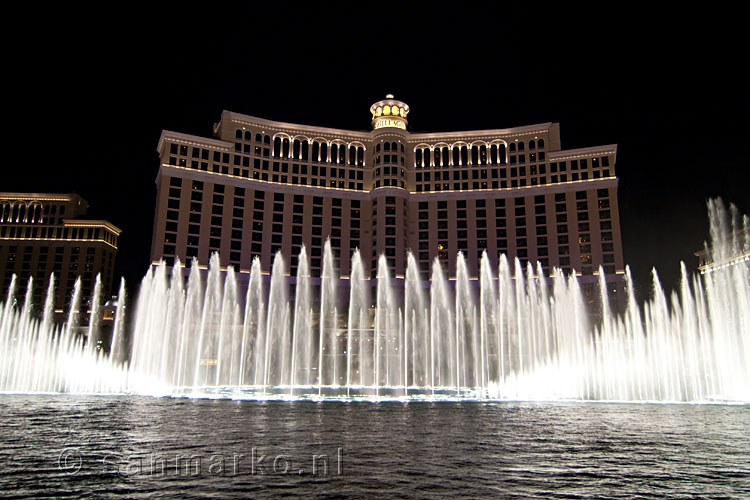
{"left": 1, "top": 396, "right": 748, "bottom": 498}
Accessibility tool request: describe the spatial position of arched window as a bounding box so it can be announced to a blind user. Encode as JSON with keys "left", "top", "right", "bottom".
{"left": 273, "top": 137, "right": 282, "bottom": 157}
{"left": 391, "top": 142, "right": 397, "bottom": 152}
{"left": 255, "top": 133, "right": 262, "bottom": 143}
{"left": 490, "top": 145, "right": 498, "bottom": 164}
{"left": 349, "top": 146, "right": 356, "bottom": 165}
{"left": 357, "top": 147, "right": 364, "bottom": 166}
{"left": 264, "top": 135, "right": 270, "bottom": 145}
{"left": 415, "top": 149, "right": 422, "bottom": 167}
{"left": 282, "top": 138, "right": 290, "bottom": 158}
{"left": 452, "top": 147, "right": 460, "bottom": 166}
{"left": 312, "top": 142, "right": 320, "bottom": 161}
{"left": 441, "top": 148, "right": 449, "bottom": 166}
{"left": 331, "top": 143, "right": 338, "bottom": 163}
{"left": 244, "top": 131, "right": 252, "bottom": 141}
{"left": 301, "top": 141, "right": 309, "bottom": 161}
{"left": 518, "top": 141, "right": 525, "bottom": 151}
{"left": 480, "top": 145, "right": 487, "bottom": 165}
{"left": 471, "top": 145, "right": 479, "bottom": 165}
{"left": 499, "top": 144, "right": 507, "bottom": 164}
{"left": 293, "top": 140, "right": 301, "bottom": 159}
{"left": 384, "top": 142, "right": 390, "bottom": 152}
{"left": 376, "top": 143, "right": 381, "bottom": 152}
{"left": 529, "top": 139, "right": 536, "bottom": 150}
{"left": 320, "top": 142, "right": 328, "bottom": 162}
{"left": 537, "top": 138, "right": 545, "bottom": 148}
{"left": 460, "top": 146, "right": 468, "bottom": 166}
{"left": 509, "top": 143, "right": 516, "bottom": 152}
{"left": 235, "top": 129, "right": 243, "bottom": 139}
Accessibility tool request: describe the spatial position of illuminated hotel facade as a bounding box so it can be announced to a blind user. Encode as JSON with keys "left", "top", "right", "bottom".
{"left": 0, "top": 193, "right": 121, "bottom": 318}
{"left": 150, "top": 96, "right": 624, "bottom": 296}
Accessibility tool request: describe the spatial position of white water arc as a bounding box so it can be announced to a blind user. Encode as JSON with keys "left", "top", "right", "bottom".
{"left": 0, "top": 199, "right": 748, "bottom": 401}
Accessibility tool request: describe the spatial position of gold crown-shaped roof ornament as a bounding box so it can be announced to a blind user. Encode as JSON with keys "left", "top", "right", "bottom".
{"left": 370, "top": 94, "right": 410, "bottom": 130}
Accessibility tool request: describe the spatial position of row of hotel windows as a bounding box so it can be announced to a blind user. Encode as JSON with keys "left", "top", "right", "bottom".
{"left": 174, "top": 141, "right": 368, "bottom": 168}
{"left": 168, "top": 157, "right": 611, "bottom": 194}
{"left": 0, "top": 225, "right": 117, "bottom": 245}
{"left": 162, "top": 178, "right": 362, "bottom": 275}
{"left": 160, "top": 177, "right": 616, "bottom": 277}
{"left": 174, "top": 140, "right": 604, "bottom": 173}
{"left": 413, "top": 139, "right": 545, "bottom": 168}
{"left": 374, "top": 154, "right": 405, "bottom": 166}
{"left": 169, "top": 151, "right": 367, "bottom": 191}
{"left": 2, "top": 245, "right": 113, "bottom": 302}
{"left": 169, "top": 140, "right": 611, "bottom": 193}
{"left": 232, "top": 132, "right": 367, "bottom": 166}
{"left": 233, "top": 132, "right": 406, "bottom": 166}
{"left": 416, "top": 156, "right": 608, "bottom": 176}
{"left": 179, "top": 137, "right": 605, "bottom": 172}
{"left": 415, "top": 189, "right": 615, "bottom": 275}
{"left": 0, "top": 202, "right": 69, "bottom": 225}
{"left": 171, "top": 140, "right": 553, "bottom": 170}
{"left": 415, "top": 159, "right": 612, "bottom": 192}
{"left": 231, "top": 136, "right": 550, "bottom": 168}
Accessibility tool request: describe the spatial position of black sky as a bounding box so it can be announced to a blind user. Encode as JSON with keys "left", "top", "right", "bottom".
{"left": 5, "top": 5, "right": 748, "bottom": 301}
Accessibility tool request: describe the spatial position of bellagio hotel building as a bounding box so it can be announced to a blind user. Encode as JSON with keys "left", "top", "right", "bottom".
{"left": 151, "top": 95, "right": 624, "bottom": 295}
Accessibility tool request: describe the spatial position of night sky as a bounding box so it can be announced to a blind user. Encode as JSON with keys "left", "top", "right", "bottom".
{"left": 5, "top": 6, "right": 747, "bottom": 302}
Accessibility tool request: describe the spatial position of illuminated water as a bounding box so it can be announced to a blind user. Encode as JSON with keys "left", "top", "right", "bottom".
{"left": 0, "top": 200, "right": 748, "bottom": 402}
{"left": 1, "top": 396, "right": 749, "bottom": 498}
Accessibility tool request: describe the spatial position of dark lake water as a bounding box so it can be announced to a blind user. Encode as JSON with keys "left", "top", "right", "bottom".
{"left": 1, "top": 395, "right": 748, "bottom": 499}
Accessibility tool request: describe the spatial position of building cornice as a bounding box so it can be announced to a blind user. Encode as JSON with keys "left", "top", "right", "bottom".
{"left": 221, "top": 111, "right": 559, "bottom": 145}
{"left": 0, "top": 193, "right": 75, "bottom": 202}
{"left": 63, "top": 219, "right": 122, "bottom": 235}
{"left": 407, "top": 123, "right": 555, "bottom": 143}
{"left": 157, "top": 130, "right": 233, "bottom": 153}
{"left": 223, "top": 111, "right": 372, "bottom": 141}
{"left": 548, "top": 145, "right": 618, "bottom": 160}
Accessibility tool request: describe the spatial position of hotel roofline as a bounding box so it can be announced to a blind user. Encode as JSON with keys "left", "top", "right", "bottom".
{"left": 548, "top": 145, "right": 618, "bottom": 159}
{"left": 62, "top": 219, "right": 122, "bottom": 235}
{"left": 216, "top": 110, "right": 564, "bottom": 145}
{"left": 161, "top": 115, "right": 613, "bottom": 159}
{"left": 0, "top": 193, "right": 78, "bottom": 202}
{"left": 157, "top": 131, "right": 617, "bottom": 171}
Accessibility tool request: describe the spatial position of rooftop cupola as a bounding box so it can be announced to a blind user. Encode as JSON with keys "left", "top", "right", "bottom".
{"left": 369, "top": 94, "right": 409, "bottom": 131}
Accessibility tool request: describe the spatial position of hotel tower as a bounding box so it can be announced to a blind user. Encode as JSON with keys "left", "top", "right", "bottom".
{"left": 0, "top": 193, "right": 120, "bottom": 320}
{"left": 150, "top": 96, "right": 624, "bottom": 300}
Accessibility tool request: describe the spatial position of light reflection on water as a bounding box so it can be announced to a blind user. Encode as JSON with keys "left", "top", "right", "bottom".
{"left": 1, "top": 395, "right": 748, "bottom": 499}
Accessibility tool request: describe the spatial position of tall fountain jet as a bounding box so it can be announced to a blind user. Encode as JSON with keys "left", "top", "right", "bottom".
{"left": 0, "top": 200, "right": 748, "bottom": 402}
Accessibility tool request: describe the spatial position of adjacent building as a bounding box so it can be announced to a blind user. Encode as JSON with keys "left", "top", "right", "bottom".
{"left": 0, "top": 193, "right": 121, "bottom": 320}
{"left": 150, "top": 96, "right": 624, "bottom": 301}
